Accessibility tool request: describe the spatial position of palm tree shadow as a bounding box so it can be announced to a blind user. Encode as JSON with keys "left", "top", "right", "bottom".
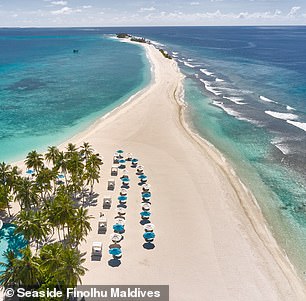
{"left": 143, "top": 242, "right": 155, "bottom": 250}
{"left": 83, "top": 197, "right": 98, "bottom": 208}
{"left": 108, "top": 258, "right": 121, "bottom": 267}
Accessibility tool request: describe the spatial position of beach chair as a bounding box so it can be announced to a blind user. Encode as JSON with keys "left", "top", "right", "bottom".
{"left": 113, "top": 156, "right": 119, "bottom": 164}
{"left": 111, "top": 166, "right": 118, "bottom": 176}
{"left": 103, "top": 196, "right": 112, "bottom": 209}
{"left": 107, "top": 179, "right": 115, "bottom": 190}
{"left": 98, "top": 213, "right": 107, "bottom": 234}
{"left": 91, "top": 242, "right": 102, "bottom": 257}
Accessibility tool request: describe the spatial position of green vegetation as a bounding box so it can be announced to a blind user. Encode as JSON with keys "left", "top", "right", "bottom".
{"left": 0, "top": 142, "right": 103, "bottom": 296}
{"left": 159, "top": 49, "right": 172, "bottom": 60}
{"left": 130, "top": 37, "right": 147, "bottom": 43}
{"left": 116, "top": 33, "right": 131, "bottom": 39}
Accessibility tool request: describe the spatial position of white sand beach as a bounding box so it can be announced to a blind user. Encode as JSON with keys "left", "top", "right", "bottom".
{"left": 12, "top": 42, "right": 306, "bottom": 300}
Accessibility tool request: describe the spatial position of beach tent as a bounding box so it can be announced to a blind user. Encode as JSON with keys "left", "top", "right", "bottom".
{"left": 103, "top": 196, "right": 112, "bottom": 209}
{"left": 92, "top": 242, "right": 102, "bottom": 256}
{"left": 107, "top": 179, "right": 115, "bottom": 190}
{"left": 111, "top": 166, "right": 118, "bottom": 176}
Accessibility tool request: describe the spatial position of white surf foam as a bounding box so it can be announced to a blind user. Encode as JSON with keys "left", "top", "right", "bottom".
{"left": 172, "top": 52, "right": 178, "bottom": 55}
{"left": 223, "top": 96, "right": 246, "bottom": 105}
{"left": 286, "top": 120, "right": 306, "bottom": 132}
{"left": 265, "top": 111, "right": 298, "bottom": 121}
{"left": 195, "top": 74, "right": 199, "bottom": 78}
{"left": 183, "top": 61, "right": 196, "bottom": 68}
{"left": 286, "top": 105, "right": 296, "bottom": 111}
{"left": 275, "top": 144, "right": 291, "bottom": 155}
{"left": 187, "top": 58, "right": 194, "bottom": 62}
{"left": 260, "top": 95, "right": 278, "bottom": 104}
{"left": 212, "top": 101, "right": 240, "bottom": 117}
{"left": 150, "top": 40, "right": 165, "bottom": 47}
{"left": 200, "top": 69, "right": 214, "bottom": 76}
{"left": 200, "top": 79, "right": 222, "bottom": 96}
{"left": 215, "top": 78, "right": 224, "bottom": 82}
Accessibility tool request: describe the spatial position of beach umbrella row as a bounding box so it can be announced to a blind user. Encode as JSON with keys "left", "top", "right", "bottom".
{"left": 136, "top": 166, "right": 156, "bottom": 244}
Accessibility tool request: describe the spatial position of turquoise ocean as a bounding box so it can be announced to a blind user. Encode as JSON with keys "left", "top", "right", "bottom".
{"left": 1, "top": 27, "right": 306, "bottom": 277}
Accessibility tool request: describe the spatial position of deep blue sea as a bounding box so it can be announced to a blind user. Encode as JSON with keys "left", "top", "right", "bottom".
{"left": 1, "top": 27, "right": 306, "bottom": 276}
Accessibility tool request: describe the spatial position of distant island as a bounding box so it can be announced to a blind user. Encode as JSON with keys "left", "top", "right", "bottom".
{"left": 116, "top": 33, "right": 172, "bottom": 60}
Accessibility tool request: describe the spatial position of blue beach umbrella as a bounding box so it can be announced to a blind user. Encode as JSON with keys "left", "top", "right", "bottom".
{"left": 109, "top": 248, "right": 122, "bottom": 256}
{"left": 142, "top": 192, "right": 151, "bottom": 198}
{"left": 138, "top": 175, "right": 147, "bottom": 180}
{"left": 132, "top": 158, "right": 139, "bottom": 163}
{"left": 143, "top": 232, "right": 155, "bottom": 240}
{"left": 121, "top": 177, "right": 130, "bottom": 182}
{"left": 26, "top": 169, "right": 34, "bottom": 174}
{"left": 140, "top": 211, "right": 151, "bottom": 218}
{"left": 118, "top": 196, "right": 127, "bottom": 201}
{"left": 119, "top": 159, "right": 126, "bottom": 164}
{"left": 113, "top": 224, "right": 125, "bottom": 232}
{"left": 117, "top": 150, "right": 124, "bottom": 154}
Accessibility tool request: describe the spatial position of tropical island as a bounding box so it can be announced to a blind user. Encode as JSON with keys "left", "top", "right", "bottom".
{"left": 116, "top": 33, "right": 172, "bottom": 59}
{"left": 0, "top": 31, "right": 305, "bottom": 301}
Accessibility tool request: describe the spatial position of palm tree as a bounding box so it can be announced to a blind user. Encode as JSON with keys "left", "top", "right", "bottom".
{"left": 40, "top": 242, "right": 64, "bottom": 277}
{"left": 0, "top": 162, "right": 12, "bottom": 186}
{"left": 0, "top": 184, "right": 12, "bottom": 216}
{"left": 15, "top": 210, "right": 50, "bottom": 249}
{"left": 25, "top": 150, "right": 44, "bottom": 174}
{"left": 54, "top": 151, "right": 68, "bottom": 185}
{"left": 84, "top": 153, "right": 103, "bottom": 195}
{"left": 15, "top": 177, "right": 38, "bottom": 210}
{"left": 51, "top": 191, "right": 75, "bottom": 242}
{"left": 0, "top": 250, "right": 18, "bottom": 287}
{"left": 67, "top": 152, "right": 84, "bottom": 197}
{"left": 45, "top": 146, "right": 60, "bottom": 167}
{"left": 65, "top": 143, "right": 78, "bottom": 160}
{"left": 35, "top": 167, "right": 56, "bottom": 202}
{"left": 70, "top": 207, "right": 92, "bottom": 244}
{"left": 80, "top": 142, "right": 94, "bottom": 163}
{"left": 13, "top": 246, "right": 42, "bottom": 288}
{"left": 55, "top": 247, "right": 87, "bottom": 287}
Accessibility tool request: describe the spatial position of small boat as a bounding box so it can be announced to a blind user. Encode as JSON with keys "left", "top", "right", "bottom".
{"left": 73, "top": 49, "right": 79, "bottom": 53}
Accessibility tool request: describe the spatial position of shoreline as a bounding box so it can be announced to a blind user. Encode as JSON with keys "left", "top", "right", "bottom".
{"left": 7, "top": 40, "right": 306, "bottom": 300}
{"left": 75, "top": 42, "right": 306, "bottom": 299}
